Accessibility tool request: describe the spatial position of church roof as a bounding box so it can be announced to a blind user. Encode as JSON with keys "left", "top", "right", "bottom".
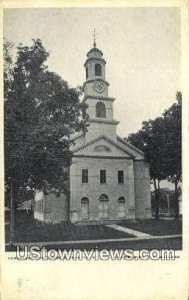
{"left": 84, "top": 57, "right": 106, "bottom": 67}
{"left": 117, "top": 135, "right": 144, "bottom": 155}
{"left": 116, "top": 135, "right": 145, "bottom": 159}
{"left": 87, "top": 47, "right": 103, "bottom": 57}
{"left": 71, "top": 132, "right": 84, "bottom": 141}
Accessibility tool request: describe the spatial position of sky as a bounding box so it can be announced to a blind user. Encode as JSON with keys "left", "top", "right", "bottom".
{"left": 3, "top": 7, "right": 181, "bottom": 137}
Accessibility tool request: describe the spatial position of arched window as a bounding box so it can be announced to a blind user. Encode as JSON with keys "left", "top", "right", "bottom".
{"left": 118, "top": 197, "right": 125, "bottom": 203}
{"left": 95, "top": 63, "right": 102, "bottom": 76}
{"left": 81, "top": 197, "right": 89, "bottom": 220}
{"left": 81, "top": 197, "right": 89, "bottom": 203}
{"left": 99, "top": 194, "right": 109, "bottom": 201}
{"left": 86, "top": 67, "right": 88, "bottom": 79}
{"left": 99, "top": 194, "right": 109, "bottom": 219}
{"left": 118, "top": 197, "right": 126, "bottom": 218}
{"left": 96, "top": 102, "right": 106, "bottom": 118}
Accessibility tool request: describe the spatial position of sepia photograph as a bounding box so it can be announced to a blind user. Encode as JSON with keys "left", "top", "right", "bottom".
{"left": 4, "top": 6, "right": 182, "bottom": 251}
{"left": 1, "top": 1, "right": 188, "bottom": 300}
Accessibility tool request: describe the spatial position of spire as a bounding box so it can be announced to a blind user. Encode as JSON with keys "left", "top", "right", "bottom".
{"left": 93, "top": 28, "right": 96, "bottom": 48}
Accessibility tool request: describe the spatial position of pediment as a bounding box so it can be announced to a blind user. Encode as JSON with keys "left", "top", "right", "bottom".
{"left": 73, "top": 136, "right": 135, "bottom": 158}
{"left": 117, "top": 135, "right": 144, "bottom": 160}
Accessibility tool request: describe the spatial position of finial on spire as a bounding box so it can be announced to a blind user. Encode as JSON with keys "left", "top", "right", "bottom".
{"left": 93, "top": 28, "right": 96, "bottom": 48}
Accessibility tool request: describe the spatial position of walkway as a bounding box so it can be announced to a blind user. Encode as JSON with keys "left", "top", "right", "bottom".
{"left": 106, "top": 224, "right": 152, "bottom": 237}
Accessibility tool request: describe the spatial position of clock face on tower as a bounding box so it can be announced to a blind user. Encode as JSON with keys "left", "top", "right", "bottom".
{"left": 93, "top": 81, "right": 105, "bottom": 93}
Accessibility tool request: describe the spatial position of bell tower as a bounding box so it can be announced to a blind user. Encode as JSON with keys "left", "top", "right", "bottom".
{"left": 84, "top": 46, "right": 108, "bottom": 97}
{"left": 83, "top": 35, "right": 119, "bottom": 142}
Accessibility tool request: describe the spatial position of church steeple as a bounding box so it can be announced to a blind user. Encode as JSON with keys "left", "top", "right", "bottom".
{"left": 84, "top": 47, "right": 106, "bottom": 83}
{"left": 83, "top": 43, "right": 119, "bottom": 142}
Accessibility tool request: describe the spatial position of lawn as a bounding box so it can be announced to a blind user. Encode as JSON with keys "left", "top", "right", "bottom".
{"left": 5, "top": 211, "right": 133, "bottom": 243}
{"left": 119, "top": 218, "right": 182, "bottom": 236}
{"left": 5, "top": 212, "right": 183, "bottom": 251}
{"left": 5, "top": 211, "right": 182, "bottom": 246}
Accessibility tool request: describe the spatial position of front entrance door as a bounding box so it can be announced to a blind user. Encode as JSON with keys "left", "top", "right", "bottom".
{"left": 98, "top": 202, "right": 109, "bottom": 219}
{"left": 98, "top": 194, "right": 109, "bottom": 219}
{"left": 117, "top": 197, "right": 126, "bottom": 218}
{"left": 71, "top": 211, "right": 78, "bottom": 223}
{"left": 118, "top": 202, "right": 125, "bottom": 218}
{"left": 81, "top": 198, "right": 89, "bottom": 220}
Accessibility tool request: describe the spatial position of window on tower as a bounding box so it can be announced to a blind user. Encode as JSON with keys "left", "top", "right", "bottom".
{"left": 95, "top": 63, "right": 102, "bottom": 76}
{"left": 96, "top": 102, "right": 106, "bottom": 118}
{"left": 86, "top": 67, "right": 88, "bottom": 79}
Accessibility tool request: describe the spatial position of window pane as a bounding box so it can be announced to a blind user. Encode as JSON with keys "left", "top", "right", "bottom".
{"left": 96, "top": 102, "right": 106, "bottom": 118}
{"left": 99, "top": 194, "right": 109, "bottom": 201}
{"left": 95, "top": 63, "right": 102, "bottom": 76}
{"left": 82, "top": 169, "right": 88, "bottom": 183}
{"left": 118, "top": 196, "right": 125, "bottom": 203}
{"left": 118, "top": 170, "right": 124, "bottom": 183}
{"left": 100, "top": 170, "right": 106, "bottom": 184}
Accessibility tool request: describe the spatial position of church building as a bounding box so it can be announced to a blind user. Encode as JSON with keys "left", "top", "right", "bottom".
{"left": 34, "top": 42, "right": 151, "bottom": 224}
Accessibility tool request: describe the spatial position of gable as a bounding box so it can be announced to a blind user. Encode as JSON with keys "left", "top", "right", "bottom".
{"left": 73, "top": 136, "right": 135, "bottom": 158}
{"left": 117, "top": 135, "right": 144, "bottom": 160}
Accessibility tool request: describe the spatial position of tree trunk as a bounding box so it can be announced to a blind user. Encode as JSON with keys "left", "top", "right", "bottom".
{"left": 9, "top": 178, "right": 18, "bottom": 246}
{"left": 154, "top": 179, "right": 160, "bottom": 219}
{"left": 174, "top": 179, "right": 179, "bottom": 219}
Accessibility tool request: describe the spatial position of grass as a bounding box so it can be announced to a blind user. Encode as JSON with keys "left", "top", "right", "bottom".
{"left": 5, "top": 211, "right": 182, "bottom": 245}
{"left": 5, "top": 211, "right": 134, "bottom": 243}
{"left": 5, "top": 211, "right": 182, "bottom": 251}
{"left": 119, "top": 218, "right": 182, "bottom": 236}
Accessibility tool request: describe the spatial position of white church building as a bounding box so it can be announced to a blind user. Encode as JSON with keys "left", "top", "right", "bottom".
{"left": 34, "top": 43, "right": 151, "bottom": 224}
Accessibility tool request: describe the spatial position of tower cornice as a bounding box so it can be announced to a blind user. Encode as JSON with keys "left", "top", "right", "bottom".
{"left": 88, "top": 118, "right": 119, "bottom": 125}
{"left": 83, "top": 78, "right": 109, "bottom": 89}
{"left": 83, "top": 95, "right": 116, "bottom": 103}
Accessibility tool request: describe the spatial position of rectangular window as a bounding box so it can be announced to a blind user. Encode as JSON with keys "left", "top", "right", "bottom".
{"left": 82, "top": 169, "right": 88, "bottom": 183}
{"left": 118, "top": 170, "right": 124, "bottom": 183}
{"left": 100, "top": 170, "right": 106, "bottom": 184}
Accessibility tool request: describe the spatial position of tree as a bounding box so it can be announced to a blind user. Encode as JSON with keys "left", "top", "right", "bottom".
{"left": 128, "top": 117, "right": 167, "bottom": 219}
{"left": 127, "top": 92, "right": 182, "bottom": 219}
{"left": 4, "top": 38, "right": 14, "bottom": 102}
{"left": 4, "top": 39, "right": 88, "bottom": 200}
{"left": 163, "top": 91, "right": 182, "bottom": 218}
